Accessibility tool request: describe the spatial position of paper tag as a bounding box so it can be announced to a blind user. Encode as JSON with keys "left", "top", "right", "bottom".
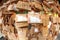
{"left": 15, "top": 14, "right": 28, "bottom": 22}
{"left": 0, "top": 18, "right": 3, "bottom": 24}
{"left": 34, "top": 28, "right": 39, "bottom": 32}
{"left": 54, "top": 36, "right": 57, "bottom": 40}
{"left": 55, "top": 24, "right": 59, "bottom": 31}
{"left": 8, "top": 5, "right": 13, "bottom": 10}
{"left": 48, "top": 21, "right": 51, "bottom": 29}
{"left": 28, "top": 14, "right": 41, "bottom": 23}
{"left": 29, "top": 16, "right": 41, "bottom": 23}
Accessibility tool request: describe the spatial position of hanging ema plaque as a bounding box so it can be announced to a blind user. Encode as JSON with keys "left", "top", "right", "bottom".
{"left": 16, "top": 1, "right": 31, "bottom": 10}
